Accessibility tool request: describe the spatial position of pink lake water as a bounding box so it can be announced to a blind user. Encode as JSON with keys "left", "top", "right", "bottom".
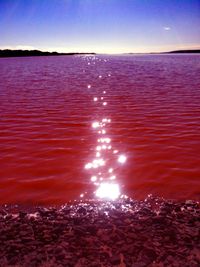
{"left": 0, "top": 54, "right": 200, "bottom": 204}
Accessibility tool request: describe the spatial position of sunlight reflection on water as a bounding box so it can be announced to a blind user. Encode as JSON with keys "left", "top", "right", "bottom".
{"left": 82, "top": 56, "right": 127, "bottom": 200}
{"left": 95, "top": 183, "right": 120, "bottom": 200}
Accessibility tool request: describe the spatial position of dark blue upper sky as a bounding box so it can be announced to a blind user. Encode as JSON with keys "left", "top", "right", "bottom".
{"left": 0, "top": 0, "right": 200, "bottom": 53}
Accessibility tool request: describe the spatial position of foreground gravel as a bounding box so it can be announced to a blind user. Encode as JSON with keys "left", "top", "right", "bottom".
{"left": 0, "top": 196, "right": 199, "bottom": 267}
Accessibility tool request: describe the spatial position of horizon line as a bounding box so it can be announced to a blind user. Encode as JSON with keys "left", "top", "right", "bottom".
{"left": 1, "top": 48, "right": 200, "bottom": 54}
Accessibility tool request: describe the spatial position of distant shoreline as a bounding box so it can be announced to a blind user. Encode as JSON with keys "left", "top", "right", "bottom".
{"left": 0, "top": 49, "right": 200, "bottom": 58}
{"left": 0, "top": 49, "right": 96, "bottom": 58}
{"left": 127, "top": 49, "right": 200, "bottom": 55}
{"left": 163, "top": 49, "right": 200, "bottom": 54}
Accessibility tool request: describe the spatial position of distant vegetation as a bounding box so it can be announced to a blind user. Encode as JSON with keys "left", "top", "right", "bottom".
{"left": 0, "top": 49, "right": 96, "bottom": 58}
{"left": 128, "top": 49, "right": 200, "bottom": 55}
{"left": 167, "top": 49, "right": 200, "bottom": 54}
{"left": 0, "top": 49, "right": 199, "bottom": 58}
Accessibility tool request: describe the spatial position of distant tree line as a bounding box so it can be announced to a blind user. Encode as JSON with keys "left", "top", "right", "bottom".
{"left": 168, "top": 49, "right": 200, "bottom": 54}
{"left": 0, "top": 49, "right": 96, "bottom": 57}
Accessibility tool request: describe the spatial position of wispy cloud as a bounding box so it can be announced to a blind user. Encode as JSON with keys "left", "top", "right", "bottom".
{"left": 163, "top": 26, "right": 171, "bottom": 31}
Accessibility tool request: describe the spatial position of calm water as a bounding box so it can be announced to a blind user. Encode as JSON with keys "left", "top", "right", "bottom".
{"left": 0, "top": 54, "right": 200, "bottom": 204}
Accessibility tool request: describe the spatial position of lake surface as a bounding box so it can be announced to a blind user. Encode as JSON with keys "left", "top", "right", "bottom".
{"left": 0, "top": 54, "right": 200, "bottom": 204}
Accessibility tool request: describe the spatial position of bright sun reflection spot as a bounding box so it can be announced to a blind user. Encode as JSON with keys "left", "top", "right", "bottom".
{"left": 96, "top": 152, "right": 101, "bottom": 157}
{"left": 108, "top": 168, "right": 113, "bottom": 173}
{"left": 99, "top": 75, "right": 102, "bottom": 78}
{"left": 103, "top": 91, "right": 106, "bottom": 94}
{"left": 85, "top": 163, "right": 92, "bottom": 169}
{"left": 93, "top": 97, "right": 98, "bottom": 101}
{"left": 92, "top": 122, "right": 100, "bottom": 128}
{"left": 98, "top": 138, "right": 111, "bottom": 143}
{"left": 85, "top": 158, "right": 105, "bottom": 169}
{"left": 80, "top": 193, "right": 84, "bottom": 198}
{"left": 102, "top": 118, "right": 111, "bottom": 123}
{"left": 93, "top": 158, "right": 105, "bottom": 167}
{"left": 118, "top": 155, "right": 127, "bottom": 164}
{"left": 120, "top": 194, "right": 128, "bottom": 199}
{"left": 103, "top": 102, "right": 107, "bottom": 106}
{"left": 95, "top": 183, "right": 120, "bottom": 200}
{"left": 91, "top": 176, "right": 97, "bottom": 182}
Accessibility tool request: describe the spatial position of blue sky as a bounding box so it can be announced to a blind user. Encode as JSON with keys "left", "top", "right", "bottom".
{"left": 0, "top": 0, "right": 200, "bottom": 53}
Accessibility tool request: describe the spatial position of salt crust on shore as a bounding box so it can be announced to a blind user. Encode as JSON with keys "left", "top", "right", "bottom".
{"left": 0, "top": 196, "right": 199, "bottom": 267}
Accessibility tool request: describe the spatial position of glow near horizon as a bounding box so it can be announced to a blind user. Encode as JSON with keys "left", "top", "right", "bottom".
{"left": 0, "top": 0, "right": 200, "bottom": 53}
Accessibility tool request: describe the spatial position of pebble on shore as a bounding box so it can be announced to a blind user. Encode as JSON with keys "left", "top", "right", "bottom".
{"left": 0, "top": 196, "right": 199, "bottom": 267}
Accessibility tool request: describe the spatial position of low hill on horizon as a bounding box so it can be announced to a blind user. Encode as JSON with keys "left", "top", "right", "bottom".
{"left": 167, "top": 49, "right": 200, "bottom": 54}
{"left": 0, "top": 49, "right": 199, "bottom": 58}
{"left": 0, "top": 49, "right": 96, "bottom": 58}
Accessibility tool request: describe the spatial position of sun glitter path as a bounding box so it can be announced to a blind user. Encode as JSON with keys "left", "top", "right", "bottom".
{"left": 81, "top": 56, "right": 128, "bottom": 201}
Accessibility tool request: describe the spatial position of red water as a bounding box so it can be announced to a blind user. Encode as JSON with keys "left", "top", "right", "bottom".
{"left": 0, "top": 55, "right": 200, "bottom": 204}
